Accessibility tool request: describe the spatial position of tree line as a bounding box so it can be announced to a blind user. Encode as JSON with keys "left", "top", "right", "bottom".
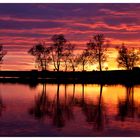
{"left": 0, "top": 34, "right": 140, "bottom": 71}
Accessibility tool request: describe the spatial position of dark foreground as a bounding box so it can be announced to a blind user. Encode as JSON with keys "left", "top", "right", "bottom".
{"left": 0, "top": 70, "right": 140, "bottom": 85}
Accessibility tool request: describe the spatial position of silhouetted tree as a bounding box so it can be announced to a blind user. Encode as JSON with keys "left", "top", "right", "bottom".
{"left": 69, "top": 55, "right": 78, "bottom": 72}
{"left": 28, "top": 42, "right": 51, "bottom": 71}
{"left": 64, "top": 43, "right": 79, "bottom": 72}
{"left": 63, "top": 42, "right": 75, "bottom": 71}
{"left": 87, "top": 34, "right": 108, "bottom": 71}
{"left": 117, "top": 44, "right": 140, "bottom": 70}
{"left": 50, "top": 34, "right": 67, "bottom": 71}
{"left": 0, "top": 44, "right": 7, "bottom": 70}
{"left": 76, "top": 49, "right": 90, "bottom": 71}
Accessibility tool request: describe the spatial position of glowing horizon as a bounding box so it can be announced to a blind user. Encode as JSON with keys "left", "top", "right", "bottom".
{"left": 1, "top": 3, "right": 140, "bottom": 71}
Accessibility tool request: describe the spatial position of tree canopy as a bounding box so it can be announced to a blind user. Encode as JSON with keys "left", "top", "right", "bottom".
{"left": 87, "top": 34, "right": 108, "bottom": 71}
{"left": 28, "top": 42, "right": 51, "bottom": 70}
{"left": 117, "top": 44, "right": 140, "bottom": 70}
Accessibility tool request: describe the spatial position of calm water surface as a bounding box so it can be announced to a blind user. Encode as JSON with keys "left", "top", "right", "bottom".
{"left": 0, "top": 83, "right": 140, "bottom": 136}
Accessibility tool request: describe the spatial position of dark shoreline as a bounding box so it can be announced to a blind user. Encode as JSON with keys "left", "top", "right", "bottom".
{"left": 0, "top": 70, "right": 140, "bottom": 86}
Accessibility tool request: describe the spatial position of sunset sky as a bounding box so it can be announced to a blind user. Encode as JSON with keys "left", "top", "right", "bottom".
{"left": 1, "top": 3, "right": 140, "bottom": 71}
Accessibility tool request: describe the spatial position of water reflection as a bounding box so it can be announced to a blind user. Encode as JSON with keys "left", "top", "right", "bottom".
{"left": 29, "top": 84, "right": 75, "bottom": 128}
{"left": 117, "top": 85, "right": 137, "bottom": 121}
{"left": 81, "top": 84, "right": 107, "bottom": 131}
{"left": 0, "top": 88, "right": 5, "bottom": 116}
{"left": 53, "top": 84, "right": 65, "bottom": 128}
{"left": 29, "top": 83, "right": 108, "bottom": 131}
{"left": 29, "top": 84, "right": 52, "bottom": 119}
{"left": 1, "top": 83, "right": 140, "bottom": 136}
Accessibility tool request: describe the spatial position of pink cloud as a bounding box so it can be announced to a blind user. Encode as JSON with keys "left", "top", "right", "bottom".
{"left": 0, "top": 16, "right": 76, "bottom": 23}
{"left": 99, "top": 8, "right": 140, "bottom": 18}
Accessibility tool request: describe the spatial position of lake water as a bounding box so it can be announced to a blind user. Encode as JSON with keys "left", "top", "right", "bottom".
{"left": 0, "top": 83, "right": 140, "bottom": 136}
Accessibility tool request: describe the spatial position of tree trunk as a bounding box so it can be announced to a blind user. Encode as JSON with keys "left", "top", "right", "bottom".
{"left": 65, "top": 61, "right": 67, "bottom": 72}
{"left": 99, "top": 59, "right": 102, "bottom": 71}
{"left": 57, "top": 60, "right": 60, "bottom": 72}
{"left": 72, "top": 63, "right": 75, "bottom": 72}
{"left": 57, "top": 63, "right": 60, "bottom": 72}
{"left": 82, "top": 62, "right": 85, "bottom": 71}
{"left": 73, "top": 68, "right": 75, "bottom": 72}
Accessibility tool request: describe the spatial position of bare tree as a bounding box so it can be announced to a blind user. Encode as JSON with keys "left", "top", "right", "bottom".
{"left": 77, "top": 49, "right": 90, "bottom": 71}
{"left": 65, "top": 44, "right": 80, "bottom": 72}
{"left": 69, "top": 55, "right": 78, "bottom": 72}
{"left": 87, "top": 34, "right": 108, "bottom": 71}
{"left": 28, "top": 42, "right": 51, "bottom": 71}
{"left": 0, "top": 44, "right": 7, "bottom": 70}
{"left": 117, "top": 44, "right": 140, "bottom": 70}
{"left": 50, "top": 34, "right": 67, "bottom": 71}
{"left": 62, "top": 42, "right": 75, "bottom": 72}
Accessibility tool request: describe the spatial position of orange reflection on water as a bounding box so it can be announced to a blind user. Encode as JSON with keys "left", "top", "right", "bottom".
{"left": 1, "top": 83, "right": 140, "bottom": 136}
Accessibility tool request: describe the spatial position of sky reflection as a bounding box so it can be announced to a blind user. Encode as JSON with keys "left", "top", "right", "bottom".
{"left": 0, "top": 83, "right": 140, "bottom": 136}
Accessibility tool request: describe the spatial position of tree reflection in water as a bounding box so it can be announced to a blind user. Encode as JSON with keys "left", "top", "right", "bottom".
{"left": 29, "top": 84, "right": 75, "bottom": 128}
{"left": 53, "top": 84, "right": 65, "bottom": 128}
{"left": 29, "top": 84, "right": 53, "bottom": 119}
{"left": 29, "top": 83, "right": 108, "bottom": 131}
{"left": 117, "top": 85, "right": 137, "bottom": 121}
{"left": 80, "top": 84, "right": 107, "bottom": 132}
{"left": 52, "top": 84, "right": 75, "bottom": 127}
{"left": 0, "top": 94, "right": 5, "bottom": 116}
{"left": 0, "top": 84, "right": 5, "bottom": 116}
{"left": 64, "top": 84, "right": 74, "bottom": 121}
